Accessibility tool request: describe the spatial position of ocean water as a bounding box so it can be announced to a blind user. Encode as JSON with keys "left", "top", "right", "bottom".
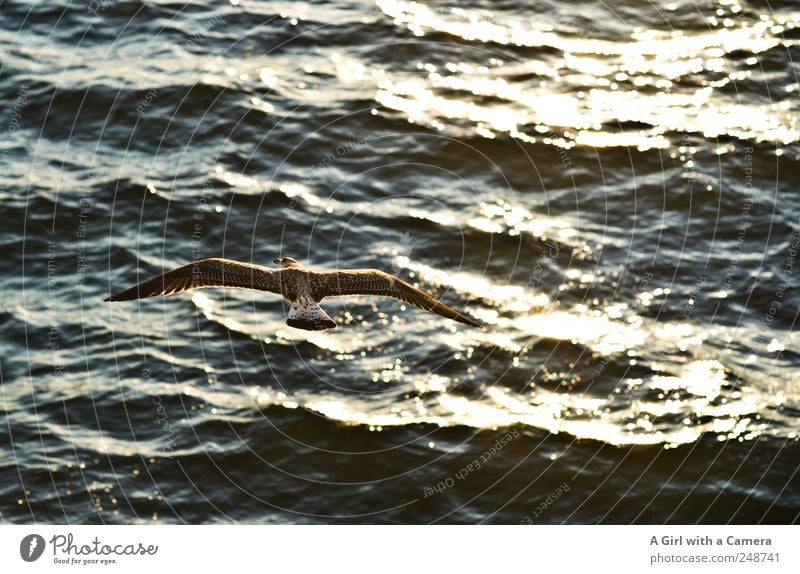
{"left": 1, "top": 0, "right": 798, "bottom": 524}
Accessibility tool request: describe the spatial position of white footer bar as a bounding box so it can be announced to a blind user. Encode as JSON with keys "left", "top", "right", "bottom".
{"left": 1, "top": 525, "right": 796, "bottom": 573}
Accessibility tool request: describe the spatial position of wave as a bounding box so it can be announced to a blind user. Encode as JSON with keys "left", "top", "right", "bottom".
{"left": 374, "top": 0, "right": 800, "bottom": 148}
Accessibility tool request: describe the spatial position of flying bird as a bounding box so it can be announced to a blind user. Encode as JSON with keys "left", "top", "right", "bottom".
{"left": 105, "top": 257, "right": 483, "bottom": 331}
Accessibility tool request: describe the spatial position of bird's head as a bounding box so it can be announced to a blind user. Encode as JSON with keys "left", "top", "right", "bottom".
{"left": 273, "top": 257, "right": 301, "bottom": 268}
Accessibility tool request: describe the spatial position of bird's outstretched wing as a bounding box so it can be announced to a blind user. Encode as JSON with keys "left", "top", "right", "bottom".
{"left": 105, "top": 258, "right": 282, "bottom": 301}
{"left": 313, "top": 269, "right": 482, "bottom": 327}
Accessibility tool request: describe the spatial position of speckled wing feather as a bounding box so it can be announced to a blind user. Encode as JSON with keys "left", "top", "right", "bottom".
{"left": 314, "top": 269, "right": 482, "bottom": 327}
{"left": 105, "top": 258, "right": 282, "bottom": 301}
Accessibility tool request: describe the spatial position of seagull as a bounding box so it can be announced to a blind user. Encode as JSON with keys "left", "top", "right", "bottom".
{"left": 105, "top": 257, "right": 483, "bottom": 331}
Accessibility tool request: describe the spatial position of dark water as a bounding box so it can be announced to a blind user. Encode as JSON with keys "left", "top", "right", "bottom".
{"left": 1, "top": 0, "right": 799, "bottom": 524}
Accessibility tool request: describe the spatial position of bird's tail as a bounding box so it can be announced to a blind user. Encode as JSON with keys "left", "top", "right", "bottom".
{"left": 286, "top": 297, "right": 336, "bottom": 331}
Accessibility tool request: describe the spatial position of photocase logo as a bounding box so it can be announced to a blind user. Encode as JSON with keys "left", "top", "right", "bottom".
{"left": 20, "top": 534, "right": 45, "bottom": 562}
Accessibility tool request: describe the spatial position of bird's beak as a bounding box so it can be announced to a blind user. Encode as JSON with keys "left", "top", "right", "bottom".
{"left": 272, "top": 258, "right": 280, "bottom": 265}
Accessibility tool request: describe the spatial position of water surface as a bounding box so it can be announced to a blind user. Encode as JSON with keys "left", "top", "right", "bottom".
{"left": 1, "top": 0, "right": 798, "bottom": 524}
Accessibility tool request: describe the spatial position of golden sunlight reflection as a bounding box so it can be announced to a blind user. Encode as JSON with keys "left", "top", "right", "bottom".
{"left": 513, "top": 311, "right": 647, "bottom": 356}
{"left": 182, "top": 269, "right": 789, "bottom": 448}
{"left": 378, "top": 0, "right": 794, "bottom": 56}
{"left": 374, "top": 0, "right": 800, "bottom": 148}
{"left": 393, "top": 254, "right": 548, "bottom": 313}
{"left": 248, "top": 358, "right": 769, "bottom": 446}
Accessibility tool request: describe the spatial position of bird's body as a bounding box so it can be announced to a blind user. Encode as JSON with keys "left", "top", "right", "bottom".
{"left": 105, "top": 257, "right": 482, "bottom": 331}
